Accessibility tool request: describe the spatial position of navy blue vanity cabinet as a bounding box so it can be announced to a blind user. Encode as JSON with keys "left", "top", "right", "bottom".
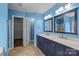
{"left": 37, "top": 35, "right": 79, "bottom": 56}
{"left": 55, "top": 42, "right": 79, "bottom": 56}
{"left": 37, "top": 35, "right": 45, "bottom": 52}
{"left": 43, "top": 37, "right": 56, "bottom": 56}
{"left": 37, "top": 35, "right": 56, "bottom": 56}
{"left": 55, "top": 42, "right": 65, "bottom": 56}
{"left": 37, "top": 35, "right": 48, "bottom": 55}
{"left": 39, "top": 36, "right": 49, "bottom": 55}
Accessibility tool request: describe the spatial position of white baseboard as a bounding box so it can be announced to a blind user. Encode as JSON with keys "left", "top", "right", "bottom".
{"left": 34, "top": 43, "right": 37, "bottom": 46}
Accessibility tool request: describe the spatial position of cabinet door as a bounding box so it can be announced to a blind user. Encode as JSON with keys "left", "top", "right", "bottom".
{"left": 64, "top": 46, "right": 78, "bottom": 56}
{"left": 40, "top": 37, "right": 48, "bottom": 55}
{"left": 55, "top": 43, "right": 65, "bottom": 56}
{"left": 37, "top": 35, "right": 41, "bottom": 49}
{"left": 37, "top": 36, "right": 44, "bottom": 51}
{"left": 42, "top": 37, "right": 49, "bottom": 55}
{"left": 37, "top": 36, "right": 56, "bottom": 56}
{"left": 44, "top": 38, "right": 56, "bottom": 56}
{"left": 48, "top": 41, "right": 56, "bottom": 56}
{"left": 37, "top": 36, "right": 49, "bottom": 55}
{"left": 39, "top": 37, "right": 53, "bottom": 56}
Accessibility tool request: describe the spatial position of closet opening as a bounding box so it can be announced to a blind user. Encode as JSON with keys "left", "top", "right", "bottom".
{"left": 13, "top": 16, "right": 23, "bottom": 47}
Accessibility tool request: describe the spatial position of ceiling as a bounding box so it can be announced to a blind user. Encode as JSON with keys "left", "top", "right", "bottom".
{"left": 8, "top": 3, "right": 56, "bottom": 14}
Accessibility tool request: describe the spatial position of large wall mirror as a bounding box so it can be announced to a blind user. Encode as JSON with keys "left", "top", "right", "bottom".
{"left": 44, "top": 18, "right": 53, "bottom": 32}
{"left": 54, "top": 8, "right": 77, "bottom": 34}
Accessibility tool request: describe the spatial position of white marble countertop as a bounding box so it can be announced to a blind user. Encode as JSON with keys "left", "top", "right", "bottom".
{"left": 38, "top": 34, "right": 79, "bottom": 51}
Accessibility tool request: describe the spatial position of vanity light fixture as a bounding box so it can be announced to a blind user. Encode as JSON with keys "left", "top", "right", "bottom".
{"left": 55, "top": 3, "right": 71, "bottom": 14}
{"left": 55, "top": 10, "right": 60, "bottom": 14}
{"left": 48, "top": 14, "right": 52, "bottom": 18}
{"left": 58, "top": 6, "right": 64, "bottom": 12}
{"left": 64, "top": 3, "right": 71, "bottom": 9}
{"left": 55, "top": 6, "right": 63, "bottom": 14}
{"left": 44, "top": 14, "right": 52, "bottom": 20}
{"left": 44, "top": 15, "right": 48, "bottom": 20}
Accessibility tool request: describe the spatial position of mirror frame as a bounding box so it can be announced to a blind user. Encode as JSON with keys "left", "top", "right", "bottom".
{"left": 44, "top": 17, "right": 53, "bottom": 32}
{"left": 54, "top": 8, "right": 78, "bottom": 34}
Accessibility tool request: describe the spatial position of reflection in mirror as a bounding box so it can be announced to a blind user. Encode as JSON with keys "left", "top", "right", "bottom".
{"left": 44, "top": 18, "right": 53, "bottom": 32}
{"left": 54, "top": 8, "right": 77, "bottom": 34}
{"left": 64, "top": 11, "right": 76, "bottom": 33}
{"left": 55, "top": 15, "right": 64, "bottom": 32}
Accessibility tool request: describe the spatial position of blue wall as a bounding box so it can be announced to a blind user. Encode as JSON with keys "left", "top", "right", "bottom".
{"left": 0, "top": 3, "right": 8, "bottom": 55}
{"left": 1, "top": 3, "right": 79, "bottom": 56}
{"left": 43, "top": 3, "right": 79, "bottom": 38}
{"left": 8, "top": 9, "right": 44, "bottom": 48}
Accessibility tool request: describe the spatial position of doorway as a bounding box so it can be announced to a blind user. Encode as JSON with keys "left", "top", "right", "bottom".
{"left": 13, "top": 16, "right": 23, "bottom": 47}
{"left": 11, "top": 16, "right": 35, "bottom": 48}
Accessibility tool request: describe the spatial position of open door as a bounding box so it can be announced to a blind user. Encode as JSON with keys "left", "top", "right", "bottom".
{"left": 23, "top": 17, "right": 31, "bottom": 46}
{"left": 12, "top": 16, "right": 34, "bottom": 48}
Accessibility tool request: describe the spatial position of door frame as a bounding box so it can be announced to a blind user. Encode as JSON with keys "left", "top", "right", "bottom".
{"left": 12, "top": 15, "right": 25, "bottom": 48}
{"left": 8, "top": 19, "right": 11, "bottom": 49}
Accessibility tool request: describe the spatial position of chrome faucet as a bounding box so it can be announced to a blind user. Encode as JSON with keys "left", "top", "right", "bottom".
{"left": 59, "top": 34, "right": 64, "bottom": 38}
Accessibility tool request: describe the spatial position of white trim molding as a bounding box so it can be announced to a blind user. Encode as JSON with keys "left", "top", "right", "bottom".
{"left": 12, "top": 15, "right": 25, "bottom": 48}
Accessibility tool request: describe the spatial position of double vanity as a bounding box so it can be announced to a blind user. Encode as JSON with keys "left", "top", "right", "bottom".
{"left": 39, "top": 8, "right": 79, "bottom": 56}
{"left": 37, "top": 33, "right": 79, "bottom": 56}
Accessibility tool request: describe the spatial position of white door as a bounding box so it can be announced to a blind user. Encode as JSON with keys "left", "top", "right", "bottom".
{"left": 23, "top": 17, "right": 31, "bottom": 46}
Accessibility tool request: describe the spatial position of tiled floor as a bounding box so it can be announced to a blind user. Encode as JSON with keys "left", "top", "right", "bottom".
{"left": 9, "top": 43, "right": 45, "bottom": 56}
